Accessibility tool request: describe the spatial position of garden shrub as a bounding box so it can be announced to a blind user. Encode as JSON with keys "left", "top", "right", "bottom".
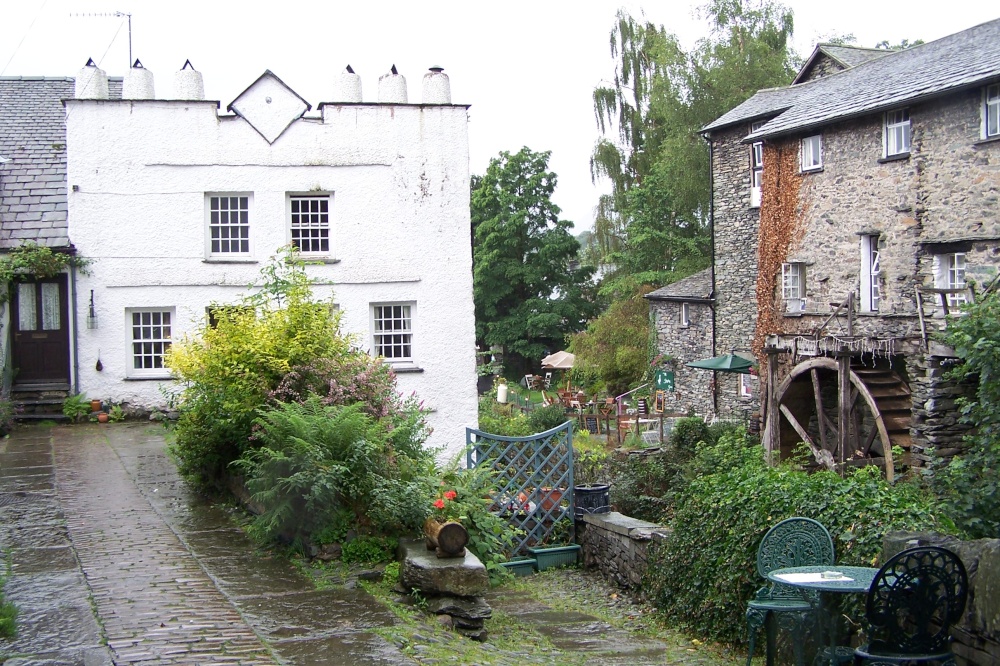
{"left": 168, "top": 249, "right": 362, "bottom": 487}
{"left": 527, "top": 403, "right": 570, "bottom": 433}
{"left": 608, "top": 449, "right": 688, "bottom": 522}
{"left": 477, "top": 397, "right": 533, "bottom": 437}
{"left": 341, "top": 536, "right": 398, "bottom": 564}
{"left": 931, "top": 288, "right": 1000, "bottom": 538}
{"left": 232, "top": 398, "right": 434, "bottom": 545}
{"left": 669, "top": 416, "right": 711, "bottom": 452}
{"left": 647, "top": 429, "right": 946, "bottom": 646}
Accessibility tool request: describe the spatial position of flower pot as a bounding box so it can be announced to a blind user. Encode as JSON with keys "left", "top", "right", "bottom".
{"left": 499, "top": 558, "right": 537, "bottom": 576}
{"left": 573, "top": 484, "right": 610, "bottom": 518}
{"left": 97, "top": 412, "right": 109, "bottom": 423}
{"left": 538, "top": 487, "right": 565, "bottom": 512}
{"left": 90, "top": 399, "right": 102, "bottom": 413}
{"left": 528, "top": 544, "right": 580, "bottom": 571}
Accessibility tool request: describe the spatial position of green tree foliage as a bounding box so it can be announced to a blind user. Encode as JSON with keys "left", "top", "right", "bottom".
{"left": 590, "top": 1, "right": 797, "bottom": 292}
{"left": 472, "top": 147, "right": 596, "bottom": 374}
{"left": 568, "top": 287, "right": 653, "bottom": 395}
{"left": 649, "top": 430, "right": 945, "bottom": 645}
{"left": 933, "top": 290, "right": 1000, "bottom": 538}
{"left": 875, "top": 38, "right": 924, "bottom": 50}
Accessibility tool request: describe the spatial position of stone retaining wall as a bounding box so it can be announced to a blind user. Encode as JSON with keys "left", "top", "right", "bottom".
{"left": 576, "top": 512, "right": 670, "bottom": 592}
{"left": 885, "top": 531, "right": 1000, "bottom": 666}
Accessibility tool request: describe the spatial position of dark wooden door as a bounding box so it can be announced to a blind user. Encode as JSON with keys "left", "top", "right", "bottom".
{"left": 11, "top": 276, "right": 70, "bottom": 384}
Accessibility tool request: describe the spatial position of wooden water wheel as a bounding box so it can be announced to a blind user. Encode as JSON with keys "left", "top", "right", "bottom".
{"left": 771, "top": 357, "right": 910, "bottom": 481}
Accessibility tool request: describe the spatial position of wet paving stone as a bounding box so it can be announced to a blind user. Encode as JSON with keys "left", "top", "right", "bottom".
{"left": 0, "top": 474, "right": 55, "bottom": 493}
{"left": 237, "top": 588, "right": 399, "bottom": 637}
{"left": 270, "top": 633, "right": 416, "bottom": 666}
{"left": 0, "top": 451, "right": 53, "bottom": 469}
{"left": 10, "top": 545, "right": 79, "bottom": 574}
{"left": 1, "top": 571, "right": 106, "bottom": 654}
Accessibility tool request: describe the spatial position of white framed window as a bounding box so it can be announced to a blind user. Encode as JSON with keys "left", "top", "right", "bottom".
{"left": 934, "top": 253, "right": 968, "bottom": 310}
{"left": 885, "top": 108, "right": 911, "bottom": 157}
{"left": 739, "top": 372, "right": 754, "bottom": 399}
{"left": 207, "top": 194, "right": 251, "bottom": 257}
{"left": 801, "top": 134, "right": 822, "bottom": 171}
{"left": 372, "top": 303, "right": 414, "bottom": 363}
{"left": 782, "top": 263, "right": 806, "bottom": 313}
{"left": 750, "top": 121, "right": 764, "bottom": 208}
{"left": 127, "top": 308, "right": 173, "bottom": 377}
{"left": 985, "top": 84, "right": 1000, "bottom": 139}
{"left": 288, "top": 194, "right": 331, "bottom": 255}
{"left": 860, "top": 235, "right": 881, "bottom": 312}
{"left": 680, "top": 302, "right": 690, "bottom": 327}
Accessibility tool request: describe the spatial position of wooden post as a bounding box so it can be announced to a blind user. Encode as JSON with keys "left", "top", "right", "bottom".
{"left": 837, "top": 351, "right": 851, "bottom": 471}
{"left": 424, "top": 518, "right": 469, "bottom": 558}
{"left": 764, "top": 346, "right": 781, "bottom": 461}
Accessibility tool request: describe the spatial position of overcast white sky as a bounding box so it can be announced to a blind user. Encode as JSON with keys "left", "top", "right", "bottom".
{"left": 3, "top": 1, "right": 997, "bottom": 231}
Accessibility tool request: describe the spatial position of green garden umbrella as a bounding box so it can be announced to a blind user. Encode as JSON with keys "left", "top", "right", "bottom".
{"left": 686, "top": 352, "right": 754, "bottom": 374}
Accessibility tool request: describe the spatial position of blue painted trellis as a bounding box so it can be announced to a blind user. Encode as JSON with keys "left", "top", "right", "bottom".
{"left": 466, "top": 421, "right": 574, "bottom": 557}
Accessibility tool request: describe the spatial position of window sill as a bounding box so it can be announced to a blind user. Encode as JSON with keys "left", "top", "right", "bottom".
{"left": 391, "top": 365, "right": 425, "bottom": 374}
{"left": 782, "top": 312, "right": 805, "bottom": 318}
{"left": 878, "top": 152, "right": 910, "bottom": 163}
{"left": 204, "top": 258, "right": 258, "bottom": 264}
{"left": 300, "top": 257, "right": 341, "bottom": 264}
{"left": 124, "top": 375, "right": 174, "bottom": 381}
{"left": 800, "top": 167, "right": 823, "bottom": 174}
{"left": 973, "top": 135, "right": 1000, "bottom": 147}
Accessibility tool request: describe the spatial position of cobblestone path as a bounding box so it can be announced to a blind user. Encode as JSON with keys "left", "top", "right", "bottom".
{"left": 0, "top": 424, "right": 410, "bottom": 665}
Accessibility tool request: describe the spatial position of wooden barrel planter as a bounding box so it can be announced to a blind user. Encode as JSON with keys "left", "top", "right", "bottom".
{"left": 424, "top": 518, "right": 469, "bottom": 558}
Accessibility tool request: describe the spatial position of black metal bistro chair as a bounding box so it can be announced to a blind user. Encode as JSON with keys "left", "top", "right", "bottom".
{"left": 854, "top": 546, "right": 968, "bottom": 665}
{"left": 746, "top": 517, "right": 835, "bottom": 666}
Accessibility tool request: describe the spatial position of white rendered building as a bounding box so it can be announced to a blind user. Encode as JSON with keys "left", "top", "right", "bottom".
{"left": 0, "top": 61, "right": 478, "bottom": 457}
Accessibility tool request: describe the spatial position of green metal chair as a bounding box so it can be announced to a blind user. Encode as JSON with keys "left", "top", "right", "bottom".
{"left": 854, "top": 546, "right": 968, "bottom": 665}
{"left": 746, "top": 517, "right": 835, "bottom": 666}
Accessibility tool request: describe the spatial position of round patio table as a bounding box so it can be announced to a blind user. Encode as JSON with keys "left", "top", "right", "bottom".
{"left": 768, "top": 565, "right": 878, "bottom": 665}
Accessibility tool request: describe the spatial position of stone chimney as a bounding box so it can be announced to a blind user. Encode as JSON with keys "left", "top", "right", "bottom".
{"left": 174, "top": 60, "right": 205, "bottom": 100}
{"left": 421, "top": 67, "right": 451, "bottom": 104}
{"left": 122, "top": 59, "right": 154, "bottom": 100}
{"left": 75, "top": 58, "right": 109, "bottom": 99}
{"left": 378, "top": 65, "right": 407, "bottom": 103}
{"left": 332, "top": 64, "right": 362, "bottom": 103}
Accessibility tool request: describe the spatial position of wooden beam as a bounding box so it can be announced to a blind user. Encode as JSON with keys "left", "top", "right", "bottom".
{"left": 810, "top": 369, "right": 830, "bottom": 454}
{"left": 764, "top": 349, "right": 781, "bottom": 459}
{"left": 780, "top": 404, "right": 836, "bottom": 471}
{"left": 837, "top": 353, "right": 851, "bottom": 469}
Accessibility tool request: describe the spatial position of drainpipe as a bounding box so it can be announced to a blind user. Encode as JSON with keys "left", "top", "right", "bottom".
{"left": 702, "top": 131, "right": 718, "bottom": 417}
{"left": 70, "top": 263, "right": 79, "bottom": 394}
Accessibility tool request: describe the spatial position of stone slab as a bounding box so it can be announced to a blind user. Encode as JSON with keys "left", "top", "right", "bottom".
{"left": 398, "top": 539, "right": 488, "bottom": 597}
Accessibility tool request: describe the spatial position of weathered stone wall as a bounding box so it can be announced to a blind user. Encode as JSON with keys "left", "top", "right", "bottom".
{"left": 797, "top": 54, "right": 845, "bottom": 83}
{"left": 712, "top": 124, "right": 762, "bottom": 418}
{"left": 884, "top": 531, "right": 1000, "bottom": 666}
{"left": 909, "top": 354, "right": 976, "bottom": 468}
{"left": 576, "top": 512, "right": 669, "bottom": 592}
{"left": 650, "top": 300, "right": 715, "bottom": 416}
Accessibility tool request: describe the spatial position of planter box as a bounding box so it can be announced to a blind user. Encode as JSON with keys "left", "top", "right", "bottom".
{"left": 528, "top": 545, "right": 580, "bottom": 570}
{"left": 499, "top": 558, "right": 537, "bottom": 576}
{"left": 573, "top": 484, "right": 610, "bottom": 518}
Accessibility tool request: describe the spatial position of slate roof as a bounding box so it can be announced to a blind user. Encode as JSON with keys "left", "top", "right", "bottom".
{"left": 0, "top": 76, "right": 121, "bottom": 250}
{"left": 645, "top": 267, "right": 713, "bottom": 302}
{"left": 703, "top": 17, "right": 1000, "bottom": 141}
{"left": 792, "top": 44, "right": 890, "bottom": 84}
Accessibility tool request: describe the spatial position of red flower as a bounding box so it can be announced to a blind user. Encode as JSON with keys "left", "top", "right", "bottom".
{"left": 443, "top": 490, "right": 457, "bottom": 500}
{"left": 433, "top": 499, "right": 445, "bottom": 510}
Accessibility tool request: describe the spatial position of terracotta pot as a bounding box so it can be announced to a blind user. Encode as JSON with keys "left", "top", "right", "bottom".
{"left": 539, "top": 487, "right": 565, "bottom": 512}
{"left": 90, "top": 399, "right": 102, "bottom": 413}
{"left": 97, "top": 412, "right": 109, "bottom": 423}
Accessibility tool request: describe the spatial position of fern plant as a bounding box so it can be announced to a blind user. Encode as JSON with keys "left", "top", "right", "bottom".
{"left": 62, "top": 394, "right": 90, "bottom": 423}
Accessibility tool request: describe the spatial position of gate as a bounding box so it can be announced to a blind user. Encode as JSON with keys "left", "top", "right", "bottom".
{"left": 466, "top": 421, "right": 574, "bottom": 557}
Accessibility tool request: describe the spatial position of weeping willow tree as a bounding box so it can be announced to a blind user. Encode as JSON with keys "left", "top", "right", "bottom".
{"left": 587, "top": 0, "right": 797, "bottom": 295}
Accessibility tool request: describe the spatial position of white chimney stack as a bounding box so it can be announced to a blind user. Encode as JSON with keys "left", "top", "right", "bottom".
{"left": 75, "top": 58, "right": 109, "bottom": 99}
{"left": 122, "top": 59, "right": 154, "bottom": 100}
{"left": 174, "top": 60, "right": 205, "bottom": 100}
{"left": 332, "top": 64, "right": 362, "bottom": 103}
{"left": 421, "top": 67, "right": 451, "bottom": 104}
{"left": 378, "top": 65, "right": 407, "bottom": 103}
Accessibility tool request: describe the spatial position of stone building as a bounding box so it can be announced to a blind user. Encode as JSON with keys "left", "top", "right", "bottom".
{"left": 0, "top": 61, "right": 478, "bottom": 457}
{"left": 681, "top": 18, "right": 1000, "bottom": 476}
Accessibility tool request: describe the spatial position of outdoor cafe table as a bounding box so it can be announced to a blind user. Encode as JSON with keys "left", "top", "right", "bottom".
{"left": 768, "top": 565, "right": 878, "bottom": 665}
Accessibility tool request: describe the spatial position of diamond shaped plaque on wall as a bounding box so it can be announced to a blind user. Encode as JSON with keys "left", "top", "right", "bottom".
{"left": 227, "top": 70, "right": 311, "bottom": 144}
